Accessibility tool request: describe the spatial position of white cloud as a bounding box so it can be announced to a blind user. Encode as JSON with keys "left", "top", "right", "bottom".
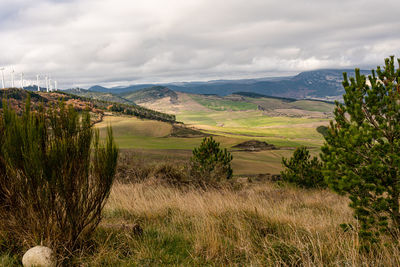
{"left": 0, "top": 0, "right": 399, "bottom": 88}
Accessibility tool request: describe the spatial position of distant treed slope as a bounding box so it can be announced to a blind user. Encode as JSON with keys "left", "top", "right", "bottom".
{"left": 59, "top": 91, "right": 176, "bottom": 122}
{"left": 88, "top": 84, "right": 159, "bottom": 94}
{"left": 64, "top": 88, "right": 134, "bottom": 105}
{"left": 88, "top": 69, "right": 370, "bottom": 99}
{"left": 120, "top": 86, "right": 178, "bottom": 103}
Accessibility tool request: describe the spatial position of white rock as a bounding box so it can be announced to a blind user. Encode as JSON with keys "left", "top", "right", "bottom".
{"left": 22, "top": 246, "right": 56, "bottom": 267}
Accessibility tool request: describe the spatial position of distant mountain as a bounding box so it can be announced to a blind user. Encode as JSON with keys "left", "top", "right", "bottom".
{"left": 88, "top": 85, "right": 108, "bottom": 92}
{"left": 87, "top": 69, "right": 371, "bottom": 100}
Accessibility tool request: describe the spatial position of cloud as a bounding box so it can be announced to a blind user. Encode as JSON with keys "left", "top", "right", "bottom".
{"left": 0, "top": 0, "right": 399, "bottom": 88}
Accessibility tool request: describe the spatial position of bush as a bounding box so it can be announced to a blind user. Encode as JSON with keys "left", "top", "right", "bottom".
{"left": 115, "top": 152, "right": 153, "bottom": 183}
{"left": 321, "top": 56, "right": 400, "bottom": 245}
{"left": 0, "top": 99, "right": 118, "bottom": 257}
{"left": 115, "top": 151, "right": 189, "bottom": 186}
{"left": 281, "top": 146, "right": 325, "bottom": 188}
{"left": 190, "top": 136, "right": 233, "bottom": 187}
{"left": 316, "top": 125, "right": 329, "bottom": 137}
{"left": 153, "top": 164, "right": 189, "bottom": 186}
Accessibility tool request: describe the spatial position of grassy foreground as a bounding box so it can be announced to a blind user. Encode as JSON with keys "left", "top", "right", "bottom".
{"left": 56, "top": 181, "right": 397, "bottom": 266}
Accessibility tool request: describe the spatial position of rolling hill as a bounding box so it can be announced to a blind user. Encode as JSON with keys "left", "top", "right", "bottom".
{"left": 65, "top": 84, "right": 335, "bottom": 117}
{"left": 74, "top": 85, "right": 334, "bottom": 147}
{"left": 121, "top": 87, "right": 335, "bottom": 119}
{"left": 120, "top": 86, "right": 178, "bottom": 104}
{"left": 0, "top": 88, "right": 176, "bottom": 123}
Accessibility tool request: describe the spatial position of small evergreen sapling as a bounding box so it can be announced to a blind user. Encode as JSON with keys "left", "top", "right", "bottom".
{"left": 190, "top": 136, "right": 233, "bottom": 185}
{"left": 281, "top": 146, "right": 325, "bottom": 188}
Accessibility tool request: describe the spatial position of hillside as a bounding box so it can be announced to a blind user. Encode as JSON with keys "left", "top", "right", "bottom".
{"left": 87, "top": 69, "right": 371, "bottom": 100}
{"left": 64, "top": 88, "right": 134, "bottom": 105}
{"left": 0, "top": 88, "right": 102, "bottom": 115}
{"left": 0, "top": 88, "right": 176, "bottom": 123}
{"left": 125, "top": 87, "right": 335, "bottom": 119}
{"left": 120, "top": 86, "right": 178, "bottom": 104}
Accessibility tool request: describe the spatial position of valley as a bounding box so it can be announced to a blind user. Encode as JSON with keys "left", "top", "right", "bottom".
{"left": 2, "top": 86, "right": 333, "bottom": 175}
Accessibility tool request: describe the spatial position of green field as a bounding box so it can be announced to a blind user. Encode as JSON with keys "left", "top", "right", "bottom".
{"left": 177, "top": 110, "right": 328, "bottom": 146}
{"left": 190, "top": 95, "right": 258, "bottom": 111}
{"left": 237, "top": 96, "right": 334, "bottom": 113}
{"left": 96, "top": 113, "right": 326, "bottom": 175}
{"left": 291, "top": 100, "right": 335, "bottom": 112}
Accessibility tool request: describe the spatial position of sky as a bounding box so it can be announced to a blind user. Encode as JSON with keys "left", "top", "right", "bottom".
{"left": 0, "top": 0, "right": 399, "bottom": 88}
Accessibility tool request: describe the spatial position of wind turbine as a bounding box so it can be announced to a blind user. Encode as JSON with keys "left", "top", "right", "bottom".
{"left": 36, "top": 74, "right": 40, "bottom": 91}
{"left": 45, "top": 75, "right": 49, "bottom": 92}
{"left": 11, "top": 68, "right": 15, "bottom": 88}
{"left": 20, "top": 72, "right": 24, "bottom": 89}
{"left": 49, "top": 78, "right": 53, "bottom": 92}
{"left": 0, "top": 68, "right": 5, "bottom": 89}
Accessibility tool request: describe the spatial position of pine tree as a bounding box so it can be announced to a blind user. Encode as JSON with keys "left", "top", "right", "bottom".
{"left": 190, "top": 136, "right": 233, "bottom": 186}
{"left": 321, "top": 56, "right": 400, "bottom": 244}
{"left": 281, "top": 146, "right": 325, "bottom": 188}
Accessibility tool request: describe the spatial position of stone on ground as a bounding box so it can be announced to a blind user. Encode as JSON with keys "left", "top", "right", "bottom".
{"left": 22, "top": 246, "right": 56, "bottom": 267}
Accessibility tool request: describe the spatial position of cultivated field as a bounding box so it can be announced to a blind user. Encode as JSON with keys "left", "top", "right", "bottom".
{"left": 177, "top": 110, "right": 328, "bottom": 145}
{"left": 95, "top": 113, "right": 324, "bottom": 175}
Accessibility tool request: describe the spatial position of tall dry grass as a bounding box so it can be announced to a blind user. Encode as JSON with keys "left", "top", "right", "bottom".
{"left": 80, "top": 180, "right": 400, "bottom": 266}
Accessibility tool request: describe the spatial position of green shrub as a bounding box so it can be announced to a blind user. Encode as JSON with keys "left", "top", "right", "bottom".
{"left": 316, "top": 125, "right": 329, "bottom": 137}
{"left": 190, "top": 136, "right": 233, "bottom": 187}
{"left": 0, "top": 98, "right": 118, "bottom": 257}
{"left": 281, "top": 146, "right": 325, "bottom": 188}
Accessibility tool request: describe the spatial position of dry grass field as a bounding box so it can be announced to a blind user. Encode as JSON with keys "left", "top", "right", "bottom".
{"left": 68, "top": 180, "right": 400, "bottom": 266}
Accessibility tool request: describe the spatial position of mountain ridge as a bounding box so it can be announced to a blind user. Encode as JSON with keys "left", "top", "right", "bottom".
{"left": 86, "top": 69, "right": 371, "bottom": 100}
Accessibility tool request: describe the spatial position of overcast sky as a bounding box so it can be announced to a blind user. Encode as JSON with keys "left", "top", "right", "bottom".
{"left": 0, "top": 0, "right": 399, "bottom": 88}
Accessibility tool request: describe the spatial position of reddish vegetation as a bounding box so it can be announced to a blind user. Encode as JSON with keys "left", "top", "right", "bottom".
{"left": 42, "top": 92, "right": 103, "bottom": 113}
{"left": 0, "top": 89, "right": 104, "bottom": 124}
